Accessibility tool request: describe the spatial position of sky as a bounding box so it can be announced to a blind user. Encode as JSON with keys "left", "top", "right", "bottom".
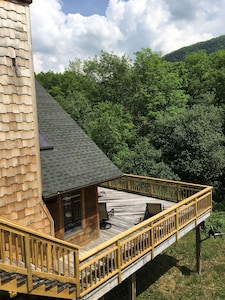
{"left": 30, "top": 0, "right": 225, "bottom": 73}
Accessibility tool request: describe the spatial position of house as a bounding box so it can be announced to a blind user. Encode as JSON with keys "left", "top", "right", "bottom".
{"left": 0, "top": 0, "right": 213, "bottom": 299}
{"left": 36, "top": 80, "right": 123, "bottom": 245}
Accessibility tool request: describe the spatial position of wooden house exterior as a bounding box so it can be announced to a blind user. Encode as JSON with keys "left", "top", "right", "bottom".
{"left": 0, "top": 1, "right": 213, "bottom": 299}
{"left": 0, "top": 0, "right": 53, "bottom": 235}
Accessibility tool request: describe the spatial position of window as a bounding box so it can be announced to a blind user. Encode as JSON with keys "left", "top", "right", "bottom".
{"left": 63, "top": 192, "right": 82, "bottom": 234}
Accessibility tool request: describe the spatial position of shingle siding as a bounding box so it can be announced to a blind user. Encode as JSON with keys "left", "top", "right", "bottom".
{"left": 0, "top": 0, "right": 53, "bottom": 234}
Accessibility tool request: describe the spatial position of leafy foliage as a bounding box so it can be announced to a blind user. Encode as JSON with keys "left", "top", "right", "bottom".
{"left": 114, "top": 137, "right": 180, "bottom": 180}
{"left": 83, "top": 51, "right": 133, "bottom": 105}
{"left": 84, "top": 101, "right": 136, "bottom": 161}
{"left": 153, "top": 104, "right": 225, "bottom": 186}
{"left": 36, "top": 46, "right": 225, "bottom": 204}
{"left": 130, "top": 49, "right": 188, "bottom": 134}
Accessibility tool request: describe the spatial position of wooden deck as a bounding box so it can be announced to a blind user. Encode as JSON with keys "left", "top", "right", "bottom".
{"left": 80, "top": 187, "right": 175, "bottom": 254}
{"left": 0, "top": 177, "right": 212, "bottom": 300}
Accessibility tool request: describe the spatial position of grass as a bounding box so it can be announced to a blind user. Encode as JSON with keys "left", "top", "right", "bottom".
{"left": 136, "top": 211, "right": 225, "bottom": 300}
{"left": 105, "top": 211, "right": 225, "bottom": 300}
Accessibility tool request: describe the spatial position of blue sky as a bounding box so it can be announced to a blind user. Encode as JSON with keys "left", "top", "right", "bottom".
{"left": 61, "top": 0, "right": 108, "bottom": 16}
{"left": 30, "top": 0, "right": 225, "bottom": 73}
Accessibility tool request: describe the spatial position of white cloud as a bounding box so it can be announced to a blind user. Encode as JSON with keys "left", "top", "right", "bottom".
{"left": 30, "top": 0, "right": 225, "bottom": 73}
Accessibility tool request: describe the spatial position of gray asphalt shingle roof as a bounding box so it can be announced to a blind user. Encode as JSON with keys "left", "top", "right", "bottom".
{"left": 36, "top": 81, "right": 123, "bottom": 198}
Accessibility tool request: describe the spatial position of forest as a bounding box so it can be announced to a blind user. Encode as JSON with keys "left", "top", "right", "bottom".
{"left": 36, "top": 47, "right": 225, "bottom": 207}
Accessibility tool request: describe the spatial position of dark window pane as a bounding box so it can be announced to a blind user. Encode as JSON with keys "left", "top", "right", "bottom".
{"left": 63, "top": 193, "right": 82, "bottom": 233}
{"left": 39, "top": 130, "right": 53, "bottom": 150}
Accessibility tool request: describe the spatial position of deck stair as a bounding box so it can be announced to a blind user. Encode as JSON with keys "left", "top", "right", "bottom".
{"left": 0, "top": 269, "right": 77, "bottom": 299}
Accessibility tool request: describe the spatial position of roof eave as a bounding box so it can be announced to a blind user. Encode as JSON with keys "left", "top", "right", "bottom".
{"left": 43, "top": 174, "right": 124, "bottom": 200}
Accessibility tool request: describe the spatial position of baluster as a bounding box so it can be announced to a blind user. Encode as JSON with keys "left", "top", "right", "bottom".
{"left": 24, "top": 234, "right": 32, "bottom": 292}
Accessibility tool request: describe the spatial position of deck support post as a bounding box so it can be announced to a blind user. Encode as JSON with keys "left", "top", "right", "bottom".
{"left": 196, "top": 223, "right": 201, "bottom": 274}
{"left": 128, "top": 273, "right": 136, "bottom": 300}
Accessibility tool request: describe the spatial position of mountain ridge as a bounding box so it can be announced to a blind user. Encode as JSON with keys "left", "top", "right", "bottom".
{"left": 164, "top": 35, "right": 225, "bottom": 62}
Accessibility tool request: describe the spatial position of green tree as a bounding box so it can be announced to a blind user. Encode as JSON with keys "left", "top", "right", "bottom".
{"left": 36, "top": 69, "right": 98, "bottom": 129}
{"left": 130, "top": 48, "right": 188, "bottom": 135}
{"left": 83, "top": 51, "right": 133, "bottom": 105}
{"left": 36, "top": 71, "right": 63, "bottom": 95}
{"left": 57, "top": 90, "right": 91, "bottom": 129}
{"left": 208, "top": 50, "right": 225, "bottom": 106}
{"left": 184, "top": 50, "right": 211, "bottom": 99}
{"left": 114, "top": 137, "right": 180, "bottom": 180}
{"left": 85, "top": 101, "right": 136, "bottom": 161}
{"left": 153, "top": 104, "right": 225, "bottom": 186}
{"left": 36, "top": 69, "right": 98, "bottom": 103}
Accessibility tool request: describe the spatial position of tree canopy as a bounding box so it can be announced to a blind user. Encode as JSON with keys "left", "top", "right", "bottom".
{"left": 36, "top": 47, "right": 225, "bottom": 203}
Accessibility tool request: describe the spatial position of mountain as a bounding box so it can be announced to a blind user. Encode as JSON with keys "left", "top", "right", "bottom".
{"left": 164, "top": 35, "right": 225, "bottom": 62}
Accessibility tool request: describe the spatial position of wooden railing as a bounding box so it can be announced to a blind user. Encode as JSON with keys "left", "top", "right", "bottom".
{"left": 79, "top": 176, "right": 212, "bottom": 297}
{"left": 0, "top": 175, "right": 212, "bottom": 299}
{"left": 0, "top": 218, "right": 80, "bottom": 298}
{"left": 102, "top": 174, "right": 207, "bottom": 202}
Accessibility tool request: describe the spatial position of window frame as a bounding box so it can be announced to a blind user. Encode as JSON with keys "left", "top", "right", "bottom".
{"left": 63, "top": 191, "right": 82, "bottom": 235}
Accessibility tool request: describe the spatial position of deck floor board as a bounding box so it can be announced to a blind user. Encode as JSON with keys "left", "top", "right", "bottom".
{"left": 80, "top": 187, "right": 175, "bottom": 254}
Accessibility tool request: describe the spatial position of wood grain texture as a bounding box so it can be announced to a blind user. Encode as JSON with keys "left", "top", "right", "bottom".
{"left": 81, "top": 187, "right": 174, "bottom": 253}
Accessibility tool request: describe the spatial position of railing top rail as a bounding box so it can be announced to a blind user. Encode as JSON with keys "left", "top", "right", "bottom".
{"left": 80, "top": 185, "right": 212, "bottom": 262}
{"left": 0, "top": 216, "right": 80, "bottom": 250}
{"left": 123, "top": 174, "right": 210, "bottom": 189}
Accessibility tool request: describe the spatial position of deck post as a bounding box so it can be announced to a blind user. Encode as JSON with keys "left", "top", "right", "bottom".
{"left": 196, "top": 223, "right": 201, "bottom": 274}
{"left": 128, "top": 273, "right": 136, "bottom": 300}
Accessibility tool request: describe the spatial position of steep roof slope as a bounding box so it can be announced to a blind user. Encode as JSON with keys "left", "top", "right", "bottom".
{"left": 35, "top": 81, "right": 123, "bottom": 198}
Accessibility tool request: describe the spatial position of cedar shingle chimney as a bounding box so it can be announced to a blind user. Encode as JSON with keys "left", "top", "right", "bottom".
{"left": 0, "top": 0, "right": 54, "bottom": 234}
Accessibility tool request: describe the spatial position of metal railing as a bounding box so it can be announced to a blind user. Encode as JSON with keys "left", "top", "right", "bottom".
{"left": 0, "top": 175, "right": 212, "bottom": 299}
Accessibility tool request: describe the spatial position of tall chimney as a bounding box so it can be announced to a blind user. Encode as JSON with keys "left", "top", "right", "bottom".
{"left": 0, "top": 0, "right": 54, "bottom": 235}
